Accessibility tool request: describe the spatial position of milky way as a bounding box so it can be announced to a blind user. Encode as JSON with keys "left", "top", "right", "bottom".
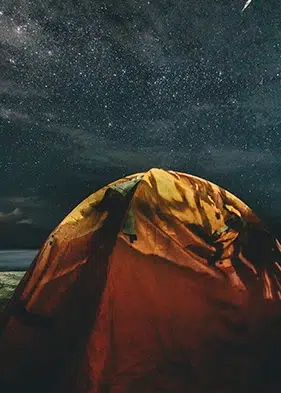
{"left": 1, "top": 0, "right": 281, "bottom": 245}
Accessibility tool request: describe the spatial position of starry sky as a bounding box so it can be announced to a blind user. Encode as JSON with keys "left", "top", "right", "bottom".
{"left": 1, "top": 0, "right": 281, "bottom": 247}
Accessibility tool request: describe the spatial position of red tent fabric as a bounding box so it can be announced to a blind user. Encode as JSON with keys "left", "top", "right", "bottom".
{"left": 0, "top": 168, "right": 281, "bottom": 393}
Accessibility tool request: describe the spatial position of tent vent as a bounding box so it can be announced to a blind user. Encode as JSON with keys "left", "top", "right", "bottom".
{"left": 123, "top": 208, "right": 137, "bottom": 243}
{"left": 110, "top": 176, "right": 142, "bottom": 197}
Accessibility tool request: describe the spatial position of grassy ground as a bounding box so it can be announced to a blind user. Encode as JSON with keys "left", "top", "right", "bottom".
{"left": 0, "top": 271, "right": 25, "bottom": 311}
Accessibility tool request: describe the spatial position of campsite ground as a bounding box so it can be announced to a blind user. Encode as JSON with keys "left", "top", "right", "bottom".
{"left": 0, "top": 272, "right": 24, "bottom": 311}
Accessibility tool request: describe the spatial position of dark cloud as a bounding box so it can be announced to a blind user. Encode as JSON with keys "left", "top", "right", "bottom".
{"left": 1, "top": 0, "right": 281, "bottom": 247}
{"left": 0, "top": 208, "right": 23, "bottom": 223}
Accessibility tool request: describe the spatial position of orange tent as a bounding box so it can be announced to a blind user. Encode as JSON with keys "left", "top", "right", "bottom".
{"left": 1, "top": 168, "right": 281, "bottom": 393}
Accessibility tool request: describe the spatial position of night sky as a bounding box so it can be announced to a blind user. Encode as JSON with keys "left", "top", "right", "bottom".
{"left": 1, "top": 0, "right": 281, "bottom": 248}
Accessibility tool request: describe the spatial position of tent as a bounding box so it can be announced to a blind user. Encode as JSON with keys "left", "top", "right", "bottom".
{"left": 0, "top": 168, "right": 281, "bottom": 393}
